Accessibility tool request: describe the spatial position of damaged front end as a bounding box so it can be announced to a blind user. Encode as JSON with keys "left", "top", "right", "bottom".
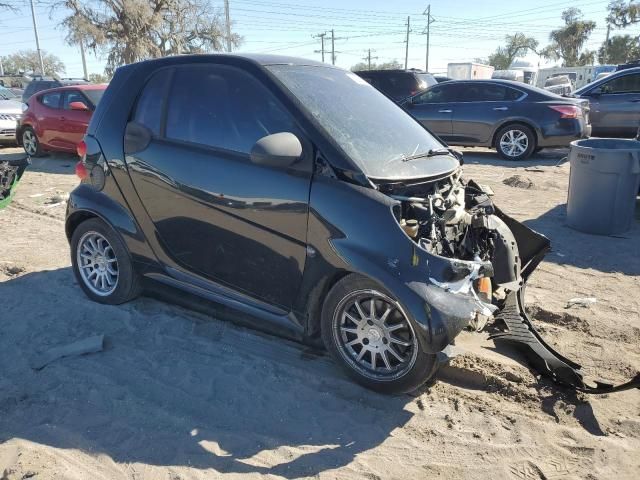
{"left": 0, "top": 156, "right": 29, "bottom": 209}
{"left": 377, "top": 168, "right": 639, "bottom": 394}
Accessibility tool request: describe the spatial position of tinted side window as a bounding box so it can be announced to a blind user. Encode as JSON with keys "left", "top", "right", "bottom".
{"left": 63, "top": 90, "right": 86, "bottom": 109}
{"left": 165, "top": 65, "right": 298, "bottom": 154}
{"left": 505, "top": 87, "right": 524, "bottom": 100}
{"left": 133, "top": 69, "right": 172, "bottom": 136}
{"left": 40, "top": 92, "right": 61, "bottom": 109}
{"left": 601, "top": 73, "right": 640, "bottom": 94}
{"left": 413, "top": 85, "right": 447, "bottom": 103}
{"left": 379, "top": 73, "right": 415, "bottom": 96}
{"left": 463, "top": 84, "right": 509, "bottom": 101}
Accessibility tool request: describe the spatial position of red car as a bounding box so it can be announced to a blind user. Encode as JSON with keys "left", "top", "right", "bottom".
{"left": 17, "top": 84, "right": 106, "bottom": 156}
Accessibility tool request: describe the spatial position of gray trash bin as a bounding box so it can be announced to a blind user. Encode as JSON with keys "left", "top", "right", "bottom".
{"left": 567, "top": 138, "right": 640, "bottom": 235}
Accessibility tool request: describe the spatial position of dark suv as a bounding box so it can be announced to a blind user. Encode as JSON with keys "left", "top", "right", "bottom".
{"left": 22, "top": 76, "right": 89, "bottom": 104}
{"left": 65, "top": 54, "right": 554, "bottom": 394}
{"left": 355, "top": 69, "right": 437, "bottom": 100}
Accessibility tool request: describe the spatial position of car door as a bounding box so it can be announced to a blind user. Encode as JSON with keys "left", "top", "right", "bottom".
{"left": 449, "top": 82, "right": 521, "bottom": 145}
{"left": 124, "top": 64, "right": 312, "bottom": 311}
{"left": 408, "top": 84, "right": 455, "bottom": 140}
{"left": 585, "top": 72, "right": 640, "bottom": 136}
{"left": 36, "top": 91, "right": 63, "bottom": 147}
{"left": 60, "top": 90, "right": 92, "bottom": 150}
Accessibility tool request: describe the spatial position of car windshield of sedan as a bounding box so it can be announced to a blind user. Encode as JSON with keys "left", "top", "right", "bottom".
{"left": 0, "top": 86, "right": 18, "bottom": 100}
{"left": 268, "top": 65, "right": 446, "bottom": 179}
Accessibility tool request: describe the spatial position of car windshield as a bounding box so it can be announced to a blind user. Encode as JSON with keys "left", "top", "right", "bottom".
{"left": 0, "top": 87, "right": 18, "bottom": 100}
{"left": 268, "top": 65, "right": 446, "bottom": 179}
{"left": 83, "top": 89, "right": 105, "bottom": 106}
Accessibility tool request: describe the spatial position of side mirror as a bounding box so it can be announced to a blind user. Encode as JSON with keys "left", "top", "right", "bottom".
{"left": 69, "top": 101, "right": 89, "bottom": 111}
{"left": 124, "top": 121, "right": 152, "bottom": 154}
{"left": 589, "top": 87, "right": 602, "bottom": 96}
{"left": 250, "top": 132, "right": 302, "bottom": 168}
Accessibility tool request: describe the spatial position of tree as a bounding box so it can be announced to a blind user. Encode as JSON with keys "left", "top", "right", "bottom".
{"left": 88, "top": 72, "right": 110, "bottom": 83}
{"left": 0, "top": 50, "right": 66, "bottom": 76}
{"left": 542, "top": 8, "right": 596, "bottom": 66}
{"left": 57, "top": 0, "right": 243, "bottom": 74}
{"left": 598, "top": 35, "right": 640, "bottom": 64}
{"left": 487, "top": 33, "right": 538, "bottom": 70}
{"left": 607, "top": 0, "right": 639, "bottom": 27}
{"left": 350, "top": 59, "right": 403, "bottom": 71}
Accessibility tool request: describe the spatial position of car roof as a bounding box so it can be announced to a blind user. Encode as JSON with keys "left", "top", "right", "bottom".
{"left": 36, "top": 84, "right": 107, "bottom": 94}
{"left": 130, "top": 53, "right": 333, "bottom": 70}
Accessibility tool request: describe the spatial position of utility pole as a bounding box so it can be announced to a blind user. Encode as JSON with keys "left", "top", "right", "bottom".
{"left": 603, "top": 24, "right": 611, "bottom": 64}
{"left": 422, "top": 5, "right": 436, "bottom": 72}
{"left": 29, "top": 0, "right": 45, "bottom": 76}
{"left": 331, "top": 29, "right": 336, "bottom": 65}
{"left": 404, "top": 16, "right": 411, "bottom": 70}
{"left": 80, "top": 40, "right": 88, "bottom": 80}
{"left": 0, "top": 57, "right": 4, "bottom": 77}
{"left": 224, "top": 0, "right": 232, "bottom": 53}
{"left": 363, "top": 49, "right": 378, "bottom": 70}
{"left": 313, "top": 32, "right": 326, "bottom": 62}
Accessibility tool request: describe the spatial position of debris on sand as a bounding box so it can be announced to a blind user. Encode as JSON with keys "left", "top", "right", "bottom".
{"left": 0, "top": 264, "right": 25, "bottom": 277}
{"left": 31, "top": 335, "right": 104, "bottom": 370}
{"left": 502, "top": 175, "right": 535, "bottom": 189}
{"left": 566, "top": 297, "right": 597, "bottom": 309}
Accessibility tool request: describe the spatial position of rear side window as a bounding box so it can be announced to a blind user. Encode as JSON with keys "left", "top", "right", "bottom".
{"left": 413, "top": 84, "right": 461, "bottom": 103}
{"left": 601, "top": 73, "right": 640, "bottom": 94}
{"left": 165, "top": 65, "right": 297, "bottom": 154}
{"left": 40, "top": 92, "right": 61, "bottom": 109}
{"left": 462, "top": 84, "right": 520, "bottom": 101}
{"left": 132, "top": 69, "right": 172, "bottom": 136}
{"left": 378, "top": 73, "right": 415, "bottom": 96}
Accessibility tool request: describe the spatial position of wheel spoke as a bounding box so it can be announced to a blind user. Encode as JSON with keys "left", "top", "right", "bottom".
{"left": 356, "top": 347, "right": 367, "bottom": 361}
{"left": 371, "top": 351, "right": 377, "bottom": 370}
{"left": 354, "top": 300, "right": 366, "bottom": 321}
{"left": 341, "top": 326, "right": 358, "bottom": 335}
{"left": 369, "top": 298, "right": 375, "bottom": 320}
{"left": 389, "top": 336, "right": 411, "bottom": 347}
{"left": 381, "top": 350, "right": 392, "bottom": 369}
{"left": 344, "top": 312, "right": 363, "bottom": 327}
{"left": 379, "top": 306, "right": 392, "bottom": 324}
{"left": 387, "top": 347, "right": 405, "bottom": 363}
{"left": 386, "top": 323, "right": 404, "bottom": 332}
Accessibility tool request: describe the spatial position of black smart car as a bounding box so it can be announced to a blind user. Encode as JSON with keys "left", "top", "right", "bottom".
{"left": 403, "top": 79, "right": 591, "bottom": 160}
{"left": 355, "top": 69, "right": 437, "bottom": 101}
{"left": 66, "top": 54, "right": 554, "bottom": 394}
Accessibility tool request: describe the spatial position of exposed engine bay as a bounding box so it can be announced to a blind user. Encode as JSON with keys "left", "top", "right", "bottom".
{"left": 376, "top": 168, "right": 640, "bottom": 395}
{"left": 0, "top": 157, "right": 29, "bottom": 209}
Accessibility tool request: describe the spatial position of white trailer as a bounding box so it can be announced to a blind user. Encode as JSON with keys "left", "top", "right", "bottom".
{"left": 536, "top": 66, "right": 614, "bottom": 90}
{"left": 447, "top": 62, "right": 494, "bottom": 80}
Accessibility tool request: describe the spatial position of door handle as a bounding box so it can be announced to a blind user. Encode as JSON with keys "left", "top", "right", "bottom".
{"left": 438, "top": 109, "right": 452, "bottom": 113}
{"left": 493, "top": 107, "right": 508, "bottom": 111}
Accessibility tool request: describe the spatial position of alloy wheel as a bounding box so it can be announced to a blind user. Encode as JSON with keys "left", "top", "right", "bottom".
{"left": 76, "top": 231, "right": 119, "bottom": 296}
{"left": 499, "top": 129, "right": 529, "bottom": 158}
{"left": 22, "top": 130, "right": 37, "bottom": 156}
{"left": 332, "top": 290, "right": 418, "bottom": 381}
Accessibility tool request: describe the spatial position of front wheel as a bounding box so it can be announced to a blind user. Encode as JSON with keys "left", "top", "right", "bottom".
{"left": 321, "top": 275, "right": 438, "bottom": 394}
{"left": 22, "top": 127, "right": 44, "bottom": 157}
{"left": 495, "top": 124, "right": 536, "bottom": 160}
{"left": 70, "top": 218, "right": 141, "bottom": 304}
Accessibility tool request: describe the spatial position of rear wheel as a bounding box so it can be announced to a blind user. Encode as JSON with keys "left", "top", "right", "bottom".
{"left": 321, "top": 274, "right": 438, "bottom": 394}
{"left": 495, "top": 124, "right": 535, "bottom": 160}
{"left": 71, "top": 218, "right": 141, "bottom": 304}
{"left": 22, "top": 127, "right": 44, "bottom": 157}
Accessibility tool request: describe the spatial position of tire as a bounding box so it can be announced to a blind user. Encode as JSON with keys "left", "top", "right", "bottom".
{"left": 321, "top": 274, "right": 438, "bottom": 394}
{"left": 70, "top": 218, "right": 142, "bottom": 305}
{"left": 21, "top": 127, "right": 44, "bottom": 157}
{"left": 533, "top": 147, "right": 544, "bottom": 154}
{"left": 495, "top": 124, "right": 536, "bottom": 161}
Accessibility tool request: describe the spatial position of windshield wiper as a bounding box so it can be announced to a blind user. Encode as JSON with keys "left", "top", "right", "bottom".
{"left": 400, "top": 148, "right": 451, "bottom": 162}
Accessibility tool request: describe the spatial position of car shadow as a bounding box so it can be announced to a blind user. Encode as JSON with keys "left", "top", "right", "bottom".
{"left": 0, "top": 267, "right": 417, "bottom": 478}
{"left": 522, "top": 203, "right": 640, "bottom": 276}
{"left": 460, "top": 148, "right": 569, "bottom": 168}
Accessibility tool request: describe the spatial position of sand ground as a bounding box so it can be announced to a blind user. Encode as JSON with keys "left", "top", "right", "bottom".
{"left": 1, "top": 146, "right": 639, "bottom": 480}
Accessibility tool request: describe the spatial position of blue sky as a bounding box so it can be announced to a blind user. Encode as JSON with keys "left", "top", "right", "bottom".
{"left": 0, "top": 0, "right": 636, "bottom": 77}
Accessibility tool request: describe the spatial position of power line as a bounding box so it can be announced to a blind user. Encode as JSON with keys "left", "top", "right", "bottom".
{"left": 313, "top": 32, "right": 327, "bottom": 62}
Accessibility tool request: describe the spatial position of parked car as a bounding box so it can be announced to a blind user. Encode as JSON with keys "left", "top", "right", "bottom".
{"left": 573, "top": 66, "right": 640, "bottom": 138}
{"left": 65, "top": 54, "right": 558, "bottom": 394}
{"left": 22, "top": 76, "right": 89, "bottom": 104}
{"left": 0, "top": 86, "right": 22, "bottom": 146}
{"left": 433, "top": 75, "right": 453, "bottom": 83}
{"left": 402, "top": 79, "right": 591, "bottom": 160}
{"left": 355, "top": 69, "right": 437, "bottom": 100}
{"left": 17, "top": 84, "right": 106, "bottom": 156}
{"left": 544, "top": 75, "right": 573, "bottom": 96}
{"left": 492, "top": 69, "right": 524, "bottom": 82}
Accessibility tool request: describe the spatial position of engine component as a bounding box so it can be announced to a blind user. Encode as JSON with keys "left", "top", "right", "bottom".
{"left": 0, "top": 157, "right": 29, "bottom": 209}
